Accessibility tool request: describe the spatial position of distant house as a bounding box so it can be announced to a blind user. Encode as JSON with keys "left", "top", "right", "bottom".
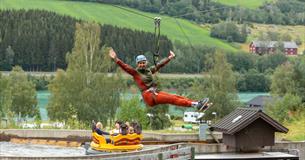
{"left": 246, "top": 95, "right": 276, "bottom": 109}
{"left": 249, "top": 41, "right": 298, "bottom": 55}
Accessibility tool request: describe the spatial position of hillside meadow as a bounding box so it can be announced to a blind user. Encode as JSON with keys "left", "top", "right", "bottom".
{"left": 0, "top": 0, "right": 237, "bottom": 51}
{"left": 215, "top": 0, "right": 273, "bottom": 9}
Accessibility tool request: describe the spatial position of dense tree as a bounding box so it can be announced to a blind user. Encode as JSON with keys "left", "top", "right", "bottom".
{"left": 0, "top": 10, "right": 172, "bottom": 71}
{"left": 0, "top": 72, "right": 11, "bottom": 120}
{"left": 292, "top": 56, "right": 305, "bottom": 101}
{"left": 47, "top": 22, "right": 122, "bottom": 126}
{"left": 116, "top": 97, "right": 148, "bottom": 129}
{"left": 256, "top": 53, "right": 287, "bottom": 73}
{"left": 192, "top": 52, "right": 238, "bottom": 119}
{"left": 210, "top": 22, "right": 247, "bottom": 43}
{"left": 146, "top": 104, "right": 172, "bottom": 130}
{"left": 226, "top": 52, "right": 255, "bottom": 72}
{"left": 163, "top": 42, "right": 216, "bottom": 73}
{"left": 266, "top": 94, "right": 304, "bottom": 123}
{"left": 271, "top": 63, "right": 296, "bottom": 96}
{"left": 238, "top": 69, "right": 270, "bottom": 92}
{"left": 8, "top": 66, "right": 38, "bottom": 121}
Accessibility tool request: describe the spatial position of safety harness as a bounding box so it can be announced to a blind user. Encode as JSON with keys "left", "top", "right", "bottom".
{"left": 153, "top": 17, "right": 161, "bottom": 67}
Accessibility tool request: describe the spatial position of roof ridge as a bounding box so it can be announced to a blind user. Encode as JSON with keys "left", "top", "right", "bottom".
{"left": 237, "top": 107, "right": 261, "bottom": 111}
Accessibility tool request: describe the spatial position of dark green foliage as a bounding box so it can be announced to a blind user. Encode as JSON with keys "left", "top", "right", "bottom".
{"left": 191, "top": 52, "right": 238, "bottom": 119}
{"left": 116, "top": 97, "right": 149, "bottom": 129}
{"left": 0, "top": 10, "right": 173, "bottom": 71}
{"left": 163, "top": 41, "right": 217, "bottom": 73}
{"left": 47, "top": 22, "right": 123, "bottom": 126}
{"left": 237, "top": 69, "right": 270, "bottom": 92}
{"left": 100, "top": 25, "right": 172, "bottom": 66}
{"left": 226, "top": 52, "right": 255, "bottom": 72}
{"left": 256, "top": 53, "right": 288, "bottom": 73}
{"left": 292, "top": 56, "right": 305, "bottom": 101}
{"left": 210, "top": 22, "right": 247, "bottom": 43}
{"left": 28, "top": 75, "right": 51, "bottom": 91}
{"left": 146, "top": 105, "right": 172, "bottom": 130}
{"left": 72, "top": 0, "right": 305, "bottom": 25}
{"left": 0, "top": 10, "right": 76, "bottom": 71}
{"left": 271, "top": 56, "right": 305, "bottom": 102}
{"left": 266, "top": 94, "right": 304, "bottom": 123}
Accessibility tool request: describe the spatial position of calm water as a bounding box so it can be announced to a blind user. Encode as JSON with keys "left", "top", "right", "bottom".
{"left": 37, "top": 91, "right": 269, "bottom": 120}
{"left": 0, "top": 142, "right": 85, "bottom": 157}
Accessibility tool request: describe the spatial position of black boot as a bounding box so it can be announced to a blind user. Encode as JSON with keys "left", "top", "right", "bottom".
{"left": 196, "top": 98, "right": 209, "bottom": 112}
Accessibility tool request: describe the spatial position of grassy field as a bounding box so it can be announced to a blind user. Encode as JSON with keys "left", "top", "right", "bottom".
{"left": 0, "top": 0, "right": 237, "bottom": 51}
{"left": 278, "top": 116, "right": 305, "bottom": 141}
{"left": 240, "top": 23, "right": 305, "bottom": 53}
{"left": 214, "top": 0, "right": 274, "bottom": 9}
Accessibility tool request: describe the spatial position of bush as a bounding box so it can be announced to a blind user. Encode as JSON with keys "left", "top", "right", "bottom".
{"left": 210, "top": 22, "right": 247, "bottom": 43}
{"left": 116, "top": 97, "right": 149, "bottom": 129}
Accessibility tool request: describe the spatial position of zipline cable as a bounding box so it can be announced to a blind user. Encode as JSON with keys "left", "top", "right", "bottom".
{"left": 111, "top": 4, "right": 230, "bottom": 63}
{"left": 169, "top": 6, "right": 230, "bottom": 19}
{"left": 174, "top": 18, "right": 194, "bottom": 49}
{"left": 111, "top": 4, "right": 155, "bottom": 20}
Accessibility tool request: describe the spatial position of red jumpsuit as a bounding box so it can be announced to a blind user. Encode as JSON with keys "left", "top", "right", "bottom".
{"left": 115, "top": 58, "right": 195, "bottom": 107}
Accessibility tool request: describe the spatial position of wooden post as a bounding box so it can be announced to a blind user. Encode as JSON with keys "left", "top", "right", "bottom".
{"left": 191, "top": 147, "right": 195, "bottom": 160}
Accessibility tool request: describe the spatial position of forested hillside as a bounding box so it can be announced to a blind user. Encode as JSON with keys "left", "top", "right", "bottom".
{"left": 0, "top": 10, "right": 172, "bottom": 71}
{"left": 0, "top": 0, "right": 236, "bottom": 51}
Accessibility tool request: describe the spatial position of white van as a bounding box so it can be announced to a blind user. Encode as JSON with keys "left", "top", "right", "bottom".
{"left": 183, "top": 112, "right": 204, "bottom": 123}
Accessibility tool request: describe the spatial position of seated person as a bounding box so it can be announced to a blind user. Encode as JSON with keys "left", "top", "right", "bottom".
{"left": 110, "top": 120, "right": 122, "bottom": 136}
{"left": 119, "top": 123, "right": 129, "bottom": 135}
{"left": 125, "top": 121, "right": 130, "bottom": 129}
{"left": 128, "top": 126, "right": 135, "bottom": 134}
{"left": 131, "top": 121, "right": 142, "bottom": 135}
{"left": 95, "top": 121, "right": 111, "bottom": 143}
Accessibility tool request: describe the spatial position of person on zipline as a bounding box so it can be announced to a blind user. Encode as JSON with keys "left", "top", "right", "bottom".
{"left": 109, "top": 48, "right": 210, "bottom": 111}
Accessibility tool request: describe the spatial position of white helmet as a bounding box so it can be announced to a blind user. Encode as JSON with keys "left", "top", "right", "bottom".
{"left": 136, "top": 55, "right": 147, "bottom": 64}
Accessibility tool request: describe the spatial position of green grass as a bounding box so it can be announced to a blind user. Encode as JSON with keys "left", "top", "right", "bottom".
{"left": 277, "top": 115, "right": 305, "bottom": 141}
{"left": 215, "top": 0, "right": 273, "bottom": 9}
{"left": 239, "top": 23, "right": 305, "bottom": 53}
{"left": 0, "top": 0, "right": 237, "bottom": 51}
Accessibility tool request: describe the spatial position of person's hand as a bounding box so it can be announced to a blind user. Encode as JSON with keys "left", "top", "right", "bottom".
{"left": 168, "top": 50, "right": 175, "bottom": 60}
{"left": 109, "top": 48, "right": 117, "bottom": 59}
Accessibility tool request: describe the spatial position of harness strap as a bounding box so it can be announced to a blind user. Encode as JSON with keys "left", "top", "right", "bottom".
{"left": 142, "top": 87, "right": 158, "bottom": 103}
{"left": 154, "top": 17, "right": 161, "bottom": 66}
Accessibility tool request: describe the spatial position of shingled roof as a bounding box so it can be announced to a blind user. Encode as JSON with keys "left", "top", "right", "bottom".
{"left": 211, "top": 107, "right": 288, "bottom": 135}
{"left": 246, "top": 95, "right": 277, "bottom": 107}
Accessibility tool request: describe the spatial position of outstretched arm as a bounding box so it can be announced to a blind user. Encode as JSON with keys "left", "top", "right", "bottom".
{"left": 151, "top": 50, "right": 175, "bottom": 73}
{"left": 109, "top": 48, "right": 137, "bottom": 75}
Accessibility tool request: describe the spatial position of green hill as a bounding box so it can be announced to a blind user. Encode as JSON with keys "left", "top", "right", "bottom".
{"left": 215, "top": 0, "right": 273, "bottom": 9}
{"left": 0, "top": 0, "right": 237, "bottom": 51}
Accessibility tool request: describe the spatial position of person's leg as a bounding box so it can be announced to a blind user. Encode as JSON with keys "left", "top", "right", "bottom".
{"left": 154, "top": 91, "right": 194, "bottom": 107}
{"left": 141, "top": 91, "right": 156, "bottom": 107}
{"left": 142, "top": 91, "right": 209, "bottom": 110}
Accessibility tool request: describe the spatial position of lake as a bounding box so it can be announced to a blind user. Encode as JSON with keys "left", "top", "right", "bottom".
{"left": 37, "top": 91, "right": 269, "bottom": 121}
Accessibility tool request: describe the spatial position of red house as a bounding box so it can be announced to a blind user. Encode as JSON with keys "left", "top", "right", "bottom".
{"left": 249, "top": 41, "right": 298, "bottom": 55}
